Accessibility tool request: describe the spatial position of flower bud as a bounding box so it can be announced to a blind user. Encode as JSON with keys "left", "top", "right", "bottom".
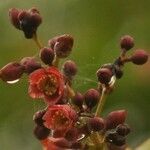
{"left": 33, "top": 125, "right": 50, "bottom": 140}
{"left": 72, "top": 92, "right": 84, "bottom": 108}
{"left": 20, "top": 57, "right": 41, "bottom": 74}
{"left": 87, "top": 117, "right": 105, "bottom": 132}
{"left": 0, "top": 62, "right": 24, "bottom": 82}
{"left": 65, "top": 127, "right": 79, "bottom": 141}
{"left": 33, "top": 109, "right": 46, "bottom": 126}
{"left": 40, "top": 47, "right": 54, "bottom": 65}
{"left": 105, "top": 110, "right": 127, "bottom": 129}
{"left": 131, "top": 49, "right": 149, "bottom": 65}
{"left": 9, "top": 7, "right": 42, "bottom": 39}
{"left": 18, "top": 9, "right": 42, "bottom": 38}
{"left": 96, "top": 68, "right": 113, "bottom": 84}
{"left": 54, "top": 34, "right": 74, "bottom": 58}
{"left": 120, "top": 35, "right": 134, "bottom": 50}
{"left": 116, "top": 124, "right": 131, "bottom": 136}
{"left": 84, "top": 89, "right": 100, "bottom": 109}
{"left": 9, "top": 8, "right": 21, "bottom": 29}
{"left": 63, "top": 60, "right": 77, "bottom": 77}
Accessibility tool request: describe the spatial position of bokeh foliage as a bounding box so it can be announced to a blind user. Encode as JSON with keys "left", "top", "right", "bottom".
{"left": 0, "top": 0, "right": 150, "bottom": 149}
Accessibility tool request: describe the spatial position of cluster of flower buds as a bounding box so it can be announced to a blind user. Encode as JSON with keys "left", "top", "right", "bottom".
{"left": 0, "top": 7, "right": 149, "bottom": 150}
{"left": 9, "top": 7, "right": 42, "bottom": 38}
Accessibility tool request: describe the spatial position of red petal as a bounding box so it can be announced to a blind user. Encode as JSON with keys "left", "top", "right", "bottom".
{"left": 28, "top": 84, "right": 44, "bottom": 99}
{"left": 29, "top": 68, "right": 46, "bottom": 84}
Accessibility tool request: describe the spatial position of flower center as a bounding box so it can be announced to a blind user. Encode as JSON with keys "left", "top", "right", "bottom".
{"left": 52, "top": 111, "right": 69, "bottom": 129}
{"left": 38, "top": 75, "right": 58, "bottom": 96}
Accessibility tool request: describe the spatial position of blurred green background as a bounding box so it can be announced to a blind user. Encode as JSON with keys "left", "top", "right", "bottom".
{"left": 0, "top": 0, "right": 150, "bottom": 149}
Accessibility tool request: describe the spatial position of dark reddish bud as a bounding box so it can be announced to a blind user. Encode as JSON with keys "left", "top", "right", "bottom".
{"left": 106, "top": 132, "right": 126, "bottom": 146}
{"left": 18, "top": 9, "right": 42, "bottom": 38}
{"left": 84, "top": 89, "right": 100, "bottom": 109}
{"left": 33, "top": 109, "right": 46, "bottom": 126}
{"left": 9, "top": 8, "right": 21, "bottom": 29}
{"left": 40, "top": 47, "right": 54, "bottom": 65}
{"left": 114, "top": 65, "right": 123, "bottom": 79}
{"left": 9, "top": 7, "right": 42, "bottom": 38}
{"left": 116, "top": 124, "right": 131, "bottom": 136}
{"left": 63, "top": 60, "right": 77, "bottom": 77}
{"left": 20, "top": 57, "right": 41, "bottom": 74}
{"left": 72, "top": 92, "right": 84, "bottom": 108}
{"left": 65, "top": 127, "right": 79, "bottom": 141}
{"left": 33, "top": 125, "right": 50, "bottom": 140}
{"left": 120, "top": 35, "right": 134, "bottom": 50}
{"left": 105, "top": 110, "right": 127, "bottom": 129}
{"left": 54, "top": 34, "right": 74, "bottom": 58}
{"left": 0, "top": 62, "right": 24, "bottom": 83}
{"left": 87, "top": 117, "right": 105, "bottom": 132}
{"left": 131, "top": 50, "right": 149, "bottom": 65}
{"left": 96, "top": 68, "right": 113, "bottom": 84}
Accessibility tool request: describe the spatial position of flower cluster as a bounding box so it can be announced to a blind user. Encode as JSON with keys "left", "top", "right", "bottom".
{"left": 0, "top": 7, "right": 149, "bottom": 150}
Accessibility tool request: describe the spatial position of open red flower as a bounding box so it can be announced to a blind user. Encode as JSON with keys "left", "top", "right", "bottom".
{"left": 43, "top": 105, "right": 77, "bottom": 131}
{"left": 29, "top": 67, "right": 64, "bottom": 105}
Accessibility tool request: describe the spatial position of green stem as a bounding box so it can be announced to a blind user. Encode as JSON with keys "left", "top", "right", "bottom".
{"left": 52, "top": 55, "right": 60, "bottom": 67}
{"left": 95, "top": 87, "right": 106, "bottom": 116}
{"left": 33, "top": 33, "right": 43, "bottom": 49}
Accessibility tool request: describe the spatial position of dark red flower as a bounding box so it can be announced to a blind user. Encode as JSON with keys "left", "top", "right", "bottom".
{"left": 43, "top": 105, "right": 77, "bottom": 131}
{"left": 29, "top": 67, "right": 64, "bottom": 105}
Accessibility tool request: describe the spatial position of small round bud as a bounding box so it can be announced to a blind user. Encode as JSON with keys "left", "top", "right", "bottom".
{"left": 9, "top": 8, "right": 21, "bottom": 29}
{"left": 116, "top": 124, "right": 131, "bottom": 136}
{"left": 33, "top": 125, "right": 50, "bottom": 140}
{"left": 131, "top": 49, "right": 149, "bottom": 65}
{"left": 87, "top": 117, "right": 105, "bottom": 132}
{"left": 54, "top": 34, "right": 74, "bottom": 58}
{"left": 96, "top": 68, "right": 113, "bottom": 84}
{"left": 40, "top": 47, "right": 54, "bottom": 65}
{"left": 84, "top": 89, "right": 100, "bottom": 109}
{"left": 105, "top": 110, "right": 127, "bottom": 129}
{"left": 65, "top": 127, "right": 79, "bottom": 141}
{"left": 72, "top": 92, "right": 84, "bottom": 108}
{"left": 33, "top": 109, "right": 46, "bottom": 126}
{"left": 120, "top": 35, "right": 134, "bottom": 50}
{"left": 0, "top": 62, "right": 24, "bottom": 82}
{"left": 63, "top": 60, "right": 77, "bottom": 77}
{"left": 20, "top": 57, "right": 41, "bottom": 74}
